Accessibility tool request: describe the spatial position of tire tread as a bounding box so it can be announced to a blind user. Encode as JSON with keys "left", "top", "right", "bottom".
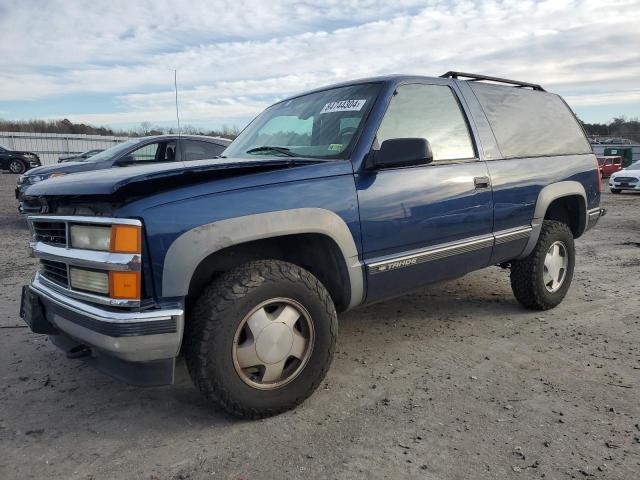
{"left": 185, "top": 260, "right": 337, "bottom": 419}
{"left": 510, "top": 220, "right": 574, "bottom": 311}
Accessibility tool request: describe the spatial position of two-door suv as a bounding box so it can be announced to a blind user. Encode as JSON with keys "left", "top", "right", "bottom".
{"left": 20, "top": 72, "right": 603, "bottom": 418}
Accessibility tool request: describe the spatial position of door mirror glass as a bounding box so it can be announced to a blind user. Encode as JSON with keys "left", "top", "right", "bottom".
{"left": 370, "top": 138, "right": 433, "bottom": 169}
{"left": 117, "top": 155, "right": 136, "bottom": 166}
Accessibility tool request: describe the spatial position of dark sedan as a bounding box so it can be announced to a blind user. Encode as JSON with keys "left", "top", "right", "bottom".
{"left": 0, "top": 144, "right": 41, "bottom": 173}
{"left": 16, "top": 134, "right": 231, "bottom": 210}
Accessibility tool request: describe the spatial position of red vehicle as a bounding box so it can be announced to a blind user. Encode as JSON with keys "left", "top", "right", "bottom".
{"left": 597, "top": 155, "right": 623, "bottom": 177}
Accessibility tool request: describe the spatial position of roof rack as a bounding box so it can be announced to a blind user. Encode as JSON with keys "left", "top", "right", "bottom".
{"left": 440, "top": 71, "right": 545, "bottom": 91}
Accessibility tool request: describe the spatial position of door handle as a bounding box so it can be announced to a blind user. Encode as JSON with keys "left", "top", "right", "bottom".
{"left": 474, "top": 176, "right": 491, "bottom": 189}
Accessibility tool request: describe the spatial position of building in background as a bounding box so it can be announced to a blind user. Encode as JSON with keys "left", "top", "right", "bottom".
{"left": 0, "top": 132, "right": 129, "bottom": 166}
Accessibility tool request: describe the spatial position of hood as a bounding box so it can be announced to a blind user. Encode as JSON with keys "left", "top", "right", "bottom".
{"left": 24, "top": 161, "right": 105, "bottom": 177}
{"left": 10, "top": 150, "right": 38, "bottom": 156}
{"left": 612, "top": 168, "right": 640, "bottom": 177}
{"left": 24, "top": 157, "right": 326, "bottom": 198}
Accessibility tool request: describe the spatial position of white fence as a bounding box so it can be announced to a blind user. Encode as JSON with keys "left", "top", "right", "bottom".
{"left": 0, "top": 131, "right": 130, "bottom": 166}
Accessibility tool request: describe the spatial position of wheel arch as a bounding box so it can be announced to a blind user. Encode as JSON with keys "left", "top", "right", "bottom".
{"left": 519, "top": 181, "right": 587, "bottom": 258}
{"left": 161, "top": 208, "right": 364, "bottom": 311}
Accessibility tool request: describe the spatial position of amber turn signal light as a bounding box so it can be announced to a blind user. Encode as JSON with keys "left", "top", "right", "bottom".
{"left": 109, "top": 271, "right": 141, "bottom": 299}
{"left": 110, "top": 225, "right": 141, "bottom": 253}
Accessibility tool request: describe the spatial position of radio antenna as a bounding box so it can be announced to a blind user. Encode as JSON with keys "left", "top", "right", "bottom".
{"left": 174, "top": 69, "right": 182, "bottom": 161}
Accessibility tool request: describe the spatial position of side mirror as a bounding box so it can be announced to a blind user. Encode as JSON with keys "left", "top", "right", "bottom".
{"left": 369, "top": 138, "right": 433, "bottom": 169}
{"left": 116, "top": 155, "right": 136, "bottom": 166}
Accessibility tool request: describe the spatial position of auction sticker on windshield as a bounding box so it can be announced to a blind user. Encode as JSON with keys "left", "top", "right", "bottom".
{"left": 320, "top": 99, "right": 366, "bottom": 114}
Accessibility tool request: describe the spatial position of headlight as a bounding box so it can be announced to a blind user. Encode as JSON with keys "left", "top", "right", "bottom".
{"left": 67, "top": 223, "right": 142, "bottom": 299}
{"left": 70, "top": 224, "right": 141, "bottom": 253}
{"left": 70, "top": 225, "right": 111, "bottom": 251}
{"left": 28, "top": 175, "right": 45, "bottom": 184}
{"left": 69, "top": 267, "right": 109, "bottom": 294}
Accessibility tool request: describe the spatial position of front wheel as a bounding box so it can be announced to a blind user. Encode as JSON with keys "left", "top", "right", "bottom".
{"left": 510, "top": 220, "right": 575, "bottom": 310}
{"left": 185, "top": 260, "right": 337, "bottom": 419}
{"left": 8, "top": 159, "right": 26, "bottom": 174}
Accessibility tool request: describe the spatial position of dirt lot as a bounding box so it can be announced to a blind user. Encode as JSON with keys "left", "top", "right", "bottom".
{"left": 0, "top": 172, "right": 638, "bottom": 480}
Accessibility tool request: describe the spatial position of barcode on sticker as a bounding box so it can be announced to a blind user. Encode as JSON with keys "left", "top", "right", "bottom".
{"left": 320, "top": 99, "right": 366, "bottom": 114}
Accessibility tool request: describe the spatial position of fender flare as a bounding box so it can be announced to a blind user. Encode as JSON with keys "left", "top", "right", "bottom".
{"left": 161, "top": 208, "right": 364, "bottom": 310}
{"left": 519, "top": 181, "right": 587, "bottom": 258}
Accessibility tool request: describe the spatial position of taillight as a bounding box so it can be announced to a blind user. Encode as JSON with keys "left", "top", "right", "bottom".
{"left": 595, "top": 156, "right": 602, "bottom": 193}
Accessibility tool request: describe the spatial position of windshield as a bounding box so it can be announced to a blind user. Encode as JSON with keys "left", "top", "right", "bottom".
{"left": 0, "top": 144, "right": 7, "bottom": 151}
{"left": 626, "top": 160, "right": 640, "bottom": 170}
{"left": 223, "top": 83, "right": 382, "bottom": 159}
{"left": 81, "top": 139, "right": 138, "bottom": 162}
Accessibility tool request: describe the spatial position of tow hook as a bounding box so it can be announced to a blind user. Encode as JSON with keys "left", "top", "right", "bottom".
{"left": 600, "top": 208, "right": 606, "bottom": 217}
{"left": 66, "top": 345, "right": 92, "bottom": 359}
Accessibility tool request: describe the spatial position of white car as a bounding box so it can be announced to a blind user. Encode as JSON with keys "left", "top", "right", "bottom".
{"left": 609, "top": 161, "right": 640, "bottom": 193}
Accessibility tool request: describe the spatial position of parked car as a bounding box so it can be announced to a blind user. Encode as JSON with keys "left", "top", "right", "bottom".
{"left": 16, "top": 134, "right": 231, "bottom": 211}
{"left": 19, "top": 72, "right": 602, "bottom": 419}
{"left": 597, "top": 155, "right": 623, "bottom": 177}
{"left": 58, "top": 149, "right": 104, "bottom": 163}
{"left": 0, "top": 143, "right": 41, "bottom": 173}
{"left": 609, "top": 160, "right": 640, "bottom": 193}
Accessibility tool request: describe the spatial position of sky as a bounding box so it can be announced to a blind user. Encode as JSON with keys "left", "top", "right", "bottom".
{"left": 0, "top": 0, "right": 639, "bottom": 131}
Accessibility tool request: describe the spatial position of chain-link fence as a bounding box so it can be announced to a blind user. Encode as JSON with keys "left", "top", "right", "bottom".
{"left": 0, "top": 132, "right": 130, "bottom": 166}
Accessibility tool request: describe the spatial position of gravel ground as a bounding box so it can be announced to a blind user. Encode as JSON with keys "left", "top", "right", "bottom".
{"left": 0, "top": 171, "right": 638, "bottom": 480}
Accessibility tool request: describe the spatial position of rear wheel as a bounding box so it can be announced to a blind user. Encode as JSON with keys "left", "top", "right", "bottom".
{"left": 610, "top": 188, "right": 621, "bottom": 194}
{"left": 510, "top": 220, "right": 575, "bottom": 310}
{"left": 185, "top": 260, "right": 337, "bottom": 419}
{"left": 8, "top": 159, "right": 26, "bottom": 174}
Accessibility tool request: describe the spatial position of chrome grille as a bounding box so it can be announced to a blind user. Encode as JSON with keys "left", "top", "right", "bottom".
{"left": 613, "top": 177, "right": 638, "bottom": 183}
{"left": 32, "top": 221, "right": 67, "bottom": 246}
{"left": 39, "top": 259, "right": 69, "bottom": 287}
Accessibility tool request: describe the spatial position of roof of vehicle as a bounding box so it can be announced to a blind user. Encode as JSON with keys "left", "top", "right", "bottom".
{"left": 276, "top": 72, "right": 546, "bottom": 104}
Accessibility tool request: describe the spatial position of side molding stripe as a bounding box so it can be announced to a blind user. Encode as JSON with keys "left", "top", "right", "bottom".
{"left": 367, "top": 226, "right": 532, "bottom": 274}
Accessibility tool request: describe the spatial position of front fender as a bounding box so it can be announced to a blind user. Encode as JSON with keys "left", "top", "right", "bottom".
{"left": 161, "top": 208, "right": 364, "bottom": 310}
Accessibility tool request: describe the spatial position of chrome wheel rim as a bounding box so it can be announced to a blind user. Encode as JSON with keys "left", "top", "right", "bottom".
{"left": 232, "top": 298, "right": 314, "bottom": 390}
{"left": 543, "top": 241, "right": 568, "bottom": 293}
{"left": 9, "top": 160, "right": 24, "bottom": 173}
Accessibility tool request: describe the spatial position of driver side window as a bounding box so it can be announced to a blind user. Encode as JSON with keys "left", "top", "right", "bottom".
{"left": 376, "top": 84, "right": 475, "bottom": 161}
{"left": 127, "top": 141, "right": 177, "bottom": 164}
{"left": 129, "top": 142, "right": 160, "bottom": 163}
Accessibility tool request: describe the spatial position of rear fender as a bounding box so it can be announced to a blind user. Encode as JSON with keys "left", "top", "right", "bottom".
{"left": 519, "top": 181, "right": 587, "bottom": 258}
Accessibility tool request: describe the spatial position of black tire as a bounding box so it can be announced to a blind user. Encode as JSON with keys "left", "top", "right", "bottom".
{"left": 8, "top": 159, "right": 26, "bottom": 174}
{"left": 510, "top": 220, "right": 575, "bottom": 310}
{"left": 185, "top": 260, "right": 337, "bottom": 419}
{"left": 610, "top": 188, "right": 621, "bottom": 194}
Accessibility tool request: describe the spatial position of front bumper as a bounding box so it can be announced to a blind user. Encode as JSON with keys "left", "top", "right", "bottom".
{"left": 20, "top": 274, "right": 184, "bottom": 385}
{"left": 586, "top": 207, "right": 606, "bottom": 230}
{"left": 609, "top": 179, "right": 640, "bottom": 191}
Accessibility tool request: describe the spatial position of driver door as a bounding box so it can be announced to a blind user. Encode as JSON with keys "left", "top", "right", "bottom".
{"left": 356, "top": 82, "right": 494, "bottom": 302}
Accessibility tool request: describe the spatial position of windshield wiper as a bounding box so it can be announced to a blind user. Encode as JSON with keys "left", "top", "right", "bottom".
{"left": 245, "top": 146, "right": 301, "bottom": 157}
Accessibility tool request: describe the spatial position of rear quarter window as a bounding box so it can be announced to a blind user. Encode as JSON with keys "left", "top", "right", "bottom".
{"left": 470, "top": 83, "right": 592, "bottom": 158}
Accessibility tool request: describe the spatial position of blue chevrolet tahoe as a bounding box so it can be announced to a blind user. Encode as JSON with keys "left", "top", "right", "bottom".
{"left": 20, "top": 72, "right": 603, "bottom": 418}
